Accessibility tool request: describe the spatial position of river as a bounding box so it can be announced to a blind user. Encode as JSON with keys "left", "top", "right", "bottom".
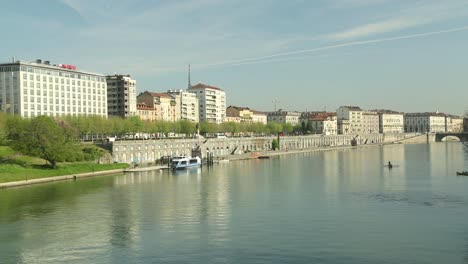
{"left": 1, "top": 143, "right": 468, "bottom": 263}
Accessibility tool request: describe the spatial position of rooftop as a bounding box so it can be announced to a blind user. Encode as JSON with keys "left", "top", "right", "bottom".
{"left": 189, "top": 83, "right": 224, "bottom": 91}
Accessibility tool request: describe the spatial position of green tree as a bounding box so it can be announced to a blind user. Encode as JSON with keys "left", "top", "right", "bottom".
{"left": 179, "top": 120, "right": 196, "bottom": 135}
{"left": 0, "top": 112, "right": 8, "bottom": 145}
{"left": 306, "top": 121, "right": 314, "bottom": 134}
{"left": 199, "top": 121, "right": 218, "bottom": 134}
{"left": 283, "top": 123, "right": 293, "bottom": 134}
{"left": 272, "top": 139, "right": 279, "bottom": 150}
{"left": 267, "top": 122, "right": 282, "bottom": 134}
{"left": 8, "top": 116, "right": 79, "bottom": 168}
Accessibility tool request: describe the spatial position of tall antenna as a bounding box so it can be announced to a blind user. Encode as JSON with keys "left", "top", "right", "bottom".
{"left": 188, "top": 64, "right": 192, "bottom": 89}
{"left": 272, "top": 99, "right": 279, "bottom": 111}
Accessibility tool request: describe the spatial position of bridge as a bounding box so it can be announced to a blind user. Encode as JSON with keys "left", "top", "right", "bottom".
{"left": 435, "top": 132, "right": 468, "bottom": 142}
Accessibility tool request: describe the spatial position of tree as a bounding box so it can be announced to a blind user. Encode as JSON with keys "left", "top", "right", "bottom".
{"left": 283, "top": 123, "right": 293, "bottom": 134}
{"left": 267, "top": 122, "right": 282, "bottom": 134}
{"left": 8, "top": 116, "right": 79, "bottom": 168}
{"left": 179, "top": 120, "right": 196, "bottom": 135}
{"left": 306, "top": 121, "right": 314, "bottom": 134}
{"left": 272, "top": 139, "right": 279, "bottom": 150}
{"left": 0, "top": 112, "right": 8, "bottom": 145}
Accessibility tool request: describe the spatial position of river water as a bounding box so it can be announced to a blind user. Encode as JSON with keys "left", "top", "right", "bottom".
{"left": 1, "top": 143, "right": 468, "bottom": 263}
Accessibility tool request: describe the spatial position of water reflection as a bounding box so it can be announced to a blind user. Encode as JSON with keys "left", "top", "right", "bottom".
{"left": 1, "top": 143, "right": 468, "bottom": 263}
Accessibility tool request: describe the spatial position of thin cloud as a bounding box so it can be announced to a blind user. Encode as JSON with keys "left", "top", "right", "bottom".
{"left": 199, "top": 26, "right": 468, "bottom": 68}
{"left": 328, "top": 17, "right": 428, "bottom": 40}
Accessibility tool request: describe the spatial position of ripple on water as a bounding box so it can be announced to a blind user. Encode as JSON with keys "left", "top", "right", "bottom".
{"left": 363, "top": 192, "right": 468, "bottom": 208}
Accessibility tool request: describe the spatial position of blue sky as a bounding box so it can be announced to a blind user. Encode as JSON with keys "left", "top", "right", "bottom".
{"left": 1, "top": 0, "right": 467, "bottom": 114}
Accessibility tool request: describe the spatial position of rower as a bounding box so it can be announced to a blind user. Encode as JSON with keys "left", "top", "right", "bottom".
{"left": 388, "top": 161, "right": 393, "bottom": 169}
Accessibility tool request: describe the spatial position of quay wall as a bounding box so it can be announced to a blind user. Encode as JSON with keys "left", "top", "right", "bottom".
{"left": 111, "top": 133, "right": 416, "bottom": 164}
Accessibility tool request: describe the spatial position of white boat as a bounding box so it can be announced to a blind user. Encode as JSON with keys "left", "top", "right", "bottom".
{"left": 171, "top": 156, "right": 202, "bottom": 170}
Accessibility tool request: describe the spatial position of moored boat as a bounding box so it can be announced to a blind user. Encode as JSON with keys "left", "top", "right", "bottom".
{"left": 171, "top": 156, "right": 202, "bottom": 170}
{"left": 456, "top": 171, "right": 468, "bottom": 176}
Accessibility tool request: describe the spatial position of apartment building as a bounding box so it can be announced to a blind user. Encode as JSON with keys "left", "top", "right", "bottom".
{"left": 188, "top": 83, "right": 226, "bottom": 124}
{"left": 136, "top": 102, "right": 157, "bottom": 121}
{"left": 404, "top": 112, "right": 446, "bottom": 133}
{"left": 337, "top": 106, "right": 363, "bottom": 134}
{"left": 106, "top": 74, "right": 136, "bottom": 118}
{"left": 362, "top": 111, "right": 379, "bottom": 134}
{"left": 0, "top": 59, "right": 107, "bottom": 117}
{"left": 447, "top": 115, "right": 464, "bottom": 132}
{"left": 267, "top": 109, "right": 301, "bottom": 125}
{"left": 137, "top": 91, "right": 176, "bottom": 122}
{"left": 374, "top": 110, "right": 404, "bottom": 133}
{"left": 308, "top": 113, "right": 338, "bottom": 135}
{"left": 167, "top": 89, "right": 199, "bottom": 123}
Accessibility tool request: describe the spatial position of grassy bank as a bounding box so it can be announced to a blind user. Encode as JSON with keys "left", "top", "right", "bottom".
{"left": 0, "top": 146, "right": 128, "bottom": 183}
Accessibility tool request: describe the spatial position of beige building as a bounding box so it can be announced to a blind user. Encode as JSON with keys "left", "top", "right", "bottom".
{"left": 362, "top": 111, "right": 379, "bottom": 134}
{"left": 0, "top": 59, "right": 107, "bottom": 117}
{"left": 404, "top": 112, "right": 446, "bottom": 133}
{"left": 137, "top": 91, "right": 176, "bottom": 122}
{"left": 448, "top": 116, "right": 464, "bottom": 132}
{"left": 226, "top": 106, "right": 267, "bottom": 125}
{"left": 267, "top": 109, "right": 301, "bottom": 125}
{"left": 375, "top": 110, "right": 404, "bottom": 133}
{"left": 136, "top": 102, "right": 157, "bottom": 121}
{"left": 188, "top": 83, "right": 226, "bottom": 124}
{"left": 167, "top": 89, "right": 199, "bottom": 123}
{"left": 337, "top": 106, "right": 363, "bottom": 134}
{"left": 106, "top": 74, "right": 136, "bottom": 118}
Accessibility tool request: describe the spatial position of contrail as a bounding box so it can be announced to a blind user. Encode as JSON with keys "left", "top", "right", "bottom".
{"left": 197, "top": 26, "right": 468, "bottom": 68}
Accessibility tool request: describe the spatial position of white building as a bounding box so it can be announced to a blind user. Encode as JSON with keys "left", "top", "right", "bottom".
{"left": 106, "top": 74, "right": 136, "bottom": 118}
{"left": 252, "top": 110, "right": 267, "bottom": 125}
{"left": 404, "top": 112, "right": 446, "bottom": 133}
{"left": 188, "top": 83, "right": 226, "bottom": 124}
{"left": 0, "top": 59, "right": 107, "bottom": 117}
{"left": 309, "top": 113, "right": 337, "bottom": 135}
{"left": 375, "top": 110, "right": 404, "bottom": 133}
{"left": 167, "top": 89, "right": 199, "bottom": 123}
{"left": 337, "top": 106, "right": 363, "bottom": 134}
{"left": 267, "top": 109, "right": 301, "bottom": 125}
{"left": 362, "top": 111, "right": 379, "bottom": 134}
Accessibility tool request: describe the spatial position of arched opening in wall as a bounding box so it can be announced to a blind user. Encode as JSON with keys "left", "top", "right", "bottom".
{"left": 441, "top": 136, "right": 461, "bottom": 142}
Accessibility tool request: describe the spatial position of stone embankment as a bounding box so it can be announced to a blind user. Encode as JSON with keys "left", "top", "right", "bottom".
{"left": 111, "top": 133, "right": 417, "bottom": 165}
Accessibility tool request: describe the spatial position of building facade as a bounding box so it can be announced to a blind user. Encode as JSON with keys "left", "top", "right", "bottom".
{"left": 448, "top": 116, "right": 464, "bottom": 132}
{"left": 404, "top": 113, "right": 446, "bottom": 133}
{"left": 0, "top": 59, "right": 107, "bottom": 117}
{"left": 188, "top": 83, "right": 226, "bottom": 124}
{"left": 106, "top": 74, "right": 136, "bottom": 118}
{"left": 267, "top": 109, "right": 301, "bottom": 125}
{"left": 362, "top": 111, "right": 379, "bottom": 134}
{"left": 137, "top": 91, "right": 176, "bottom": 122}
{"left": 252, "top": 110, "right": 267, "bottom": 124}
{"left": 338, "top": 119, "right": 350, "bottom": 134}
{"left": 167, "top": 90, "right": 199, "bottom": 123}
{"left": 309, "top": 115, "right": 338, "bottom": 135}
{"left": 136, "top": 102, "right": 157, "bottom": 121}
{"left": 376, "top": 110, "right": 404, "bottom": 133}
{"left": 337, "top": 106, "right": 363, "bottom": 134}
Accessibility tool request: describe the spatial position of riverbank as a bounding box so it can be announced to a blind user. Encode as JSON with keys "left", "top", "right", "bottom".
{"left": 0, "top": 141, "right": 408, "bottom": 188}
{"left": 0, "top": 168, "right": 127, "bottom": 189}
